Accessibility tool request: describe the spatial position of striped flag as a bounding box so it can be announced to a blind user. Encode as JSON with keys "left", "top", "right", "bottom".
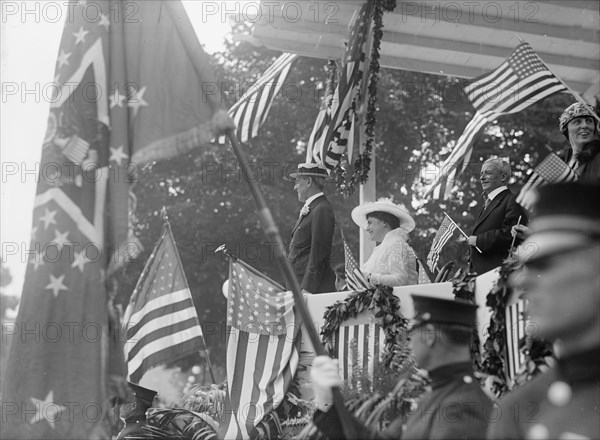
{"left": 426, "top": 42, "right": 569, "bottom": 198}
{"left": 506, "top": 299, "right": 529, "bottom": 380}
{"left": 341, "top": 233, "right": 371, "bottom": 291}
{"left": 516, "top": 152, "right": 579, "bottom": 210}
{"left": 220, "top": 259, "right": 301, "bottom": 440}
{"left": 334, "top": 323, "right": 386, "bottom": 387}
{"left": 227, "top": 53, "right": 297, "bottom": 143}
{"left": 306, "top": 62, "right": 336, "bottom": 164}
{"left": 2, "top": 2, "right": 226, "bottom": 438}
{"left": 123, "top": 220, "right": 205, "bottom": 384}
{"left": 426, "top": 216, "right": 458, "bottom": 273}
{"left": 313, "top": 1, "right": 374, "bottom": 171}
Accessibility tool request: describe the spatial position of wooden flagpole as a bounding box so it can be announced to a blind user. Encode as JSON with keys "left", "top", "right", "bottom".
{"left": 225, "top": 130, "right": 356, "bottom": 440}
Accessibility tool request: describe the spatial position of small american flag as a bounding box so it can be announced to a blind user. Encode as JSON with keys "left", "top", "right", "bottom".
{"left": 220, "top": 259, "right": 300, "bottom": 439}
{"left": 426, "top": 217, "right": 458, "bottom": 273}
{"left": 313, "top": 1, "right": 374, "bottom": 171}
{"left": 426, "top": 42, "right": 569, "bottom": 199}
{"left": 342, "top": 232, "right": 371, "bottom": 291}
{"left": 123, "top": 221, "right": 206, "bottom": 384}
{"left": 517, "top": 152, "right": 579, "bottom": 210}
{"left": 226, "top": 53, "right": 297, "bottom": 143}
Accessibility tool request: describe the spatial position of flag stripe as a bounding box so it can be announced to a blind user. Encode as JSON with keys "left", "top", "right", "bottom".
{"left": 127, "top": 294, "right": 195, "bottom": 337}
{"left": 129, "top": 334, "right": 205, "bottom": 383}
{"left": 227, "top": 53, "right": 297, "bottom": 143}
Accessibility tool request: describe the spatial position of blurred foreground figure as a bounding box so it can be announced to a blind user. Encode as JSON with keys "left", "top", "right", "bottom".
{"left": 311, "top": 295, "right": 491, "bottom": 439}
{"left": 488, "top": 182, "right": 600, "bottom": 439}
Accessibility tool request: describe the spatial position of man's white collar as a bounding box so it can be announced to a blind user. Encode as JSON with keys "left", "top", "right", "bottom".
{"left": 303, "top": 192, "right": 324, "bottom": 207}
{"left": 487, "top": 186, "right": 508, "bottom": 201}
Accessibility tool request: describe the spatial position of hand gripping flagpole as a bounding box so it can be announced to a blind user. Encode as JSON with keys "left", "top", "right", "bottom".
{"left": 443, "top": 211, "right": 483, "bottom": 254}
{"left": 225, "top": 130, "right": 357, "bottom": 440}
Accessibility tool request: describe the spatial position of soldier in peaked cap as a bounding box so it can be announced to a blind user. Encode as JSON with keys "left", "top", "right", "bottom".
{"left": 116, "top": 382, "right": 158, "bottom": 439}
{"left": 488, "top": 182, "right": 600, "bottom": 440}
{"left": 287, "top": 163, "right": 336, "bottom": 294}
{"left": 310, "top": 295, "right": 492, "bottom": 439}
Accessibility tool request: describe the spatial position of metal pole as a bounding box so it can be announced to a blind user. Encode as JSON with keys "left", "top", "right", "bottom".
{"left": 226, "top": 130, "right": 356, "bottom": 440}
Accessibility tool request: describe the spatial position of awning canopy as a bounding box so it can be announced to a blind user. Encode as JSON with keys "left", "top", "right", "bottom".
{"left": 246, "top": 1, "right": 599, "bottom": 102}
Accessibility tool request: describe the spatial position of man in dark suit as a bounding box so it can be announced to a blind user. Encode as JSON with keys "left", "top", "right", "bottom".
{"left": 310, "top": 295, "right": 492, "bottom": 439}
{"left": 287, "top": 163, "right": 336, "bottom": 294}
{"left": 488, "top": 182, "right": 600, "bottom": 439}
{"left": 468, "top": 158, "right": 527, "bottom": 274}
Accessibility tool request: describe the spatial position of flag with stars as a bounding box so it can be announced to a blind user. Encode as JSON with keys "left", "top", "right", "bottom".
{"left": 341, "top": 232, "right": 371, "bottom": 291}
{"left": 316, "top": 1, "right": 374, "bottom": 171}
{"left": 425, "top": 42, "right": 570, "bottom": 199}
{"left": 220, "top": 259, "right": 301, "bottom": 440}
{"left": 516, "top": 151, "right": 579, "bottom": 210}
{"left": 1, "top": 2, "right": 227, "bottom": 439}
{"left": 123, "top": 219, "right": 205, "bottom": 384}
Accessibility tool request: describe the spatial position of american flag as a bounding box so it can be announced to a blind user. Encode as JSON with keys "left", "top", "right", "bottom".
{"left": 417, "top": 261, "right": 432, "bottom": 284}
{"left": 220, "top": 259, "right": 301, "bottom": 440}
{"left": 506, "top": 299, "right": 529, "bottom": 380}
{"left": 342, "top": 233, "right": 371, "bottom": 291}
{"left": 426, "top": 42, "right": 570, "bottom": 199}
{"left": 1, "top": 2, "right": 225, "bottom": 438}
{"left": 333, "top": 322, "right": 386, "bottom": 387}
{"left": 311, "top": 1, "right": 374, "bottom": 171}
{"left": 123, "top": 220, "right": 206, "bottom": 384}
{"left": 227, "top": 53, "right": 298, "bottom": 143}
{"left": 516, "top": 152, "right": 579, "bottom": 210}
{"left": 426, "top": 216, "right": 458, "bottom": 273}
{"left": 306, "top": 62, "right": 336, "bottom": 164}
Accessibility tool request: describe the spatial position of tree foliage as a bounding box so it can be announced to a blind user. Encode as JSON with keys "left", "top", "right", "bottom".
{"left": 115, "top": 21, "right": 576, "bottom": 375}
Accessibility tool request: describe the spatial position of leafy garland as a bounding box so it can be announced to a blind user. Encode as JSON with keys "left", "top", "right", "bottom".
{"left": 321, "top": 285, "right": 407, "bottom": 368}
{"left": 332, "top": 0, "right": 397, "bottom": 196}
{"left": 452, "top": 259, "right": 555, "bottom": 397}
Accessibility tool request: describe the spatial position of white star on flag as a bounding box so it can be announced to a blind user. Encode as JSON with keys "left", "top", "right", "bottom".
{"left": 98, "top": 14, "right": 110, "bottom": 30}
{"left": 29, "top": 391, "right": 66, "bottom": 429}
{"left": 109, "top": 145, "right": 129, "bottom": 165}
{"left": 39, "top": 209, "right": 57, "bottom": 230}
{"left": 73, "top": 27, "right": 89, "bottom": 44}
{"left": 51, "top": 230, "right": 70, "bottom": 250}
{"left": 45, "top": 274, "right": 68, "bottom": 298}
{"left": 57, "top": 50, "right": 71, "bottom": 68}
{"left": 127, "top": 86, "right": 149, "bottom": 117}
{"left": 71, "top": 252, "right": 88, "bottom": 272}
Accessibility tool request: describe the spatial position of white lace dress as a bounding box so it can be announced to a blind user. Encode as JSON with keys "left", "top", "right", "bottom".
{"left": 362, "top": 228, "right": 418, "bottom": 287}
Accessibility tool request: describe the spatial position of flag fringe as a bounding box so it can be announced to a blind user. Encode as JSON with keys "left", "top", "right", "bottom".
{"left": 132, "top": 109, "right": 233, "bottom": 163}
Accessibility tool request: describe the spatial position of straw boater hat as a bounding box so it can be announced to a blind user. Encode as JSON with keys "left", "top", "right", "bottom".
{"left": 351, "top": 198, "right": 415, "bottom": 233}
{"left": 516, "top": 182, "right": 600, "bottom": 263}
{"left": 289, "top": 163, "right": 329, "bottom": 179}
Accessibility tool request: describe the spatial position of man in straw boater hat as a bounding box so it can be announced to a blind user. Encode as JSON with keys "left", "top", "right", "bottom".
{"left": 488, "top": 182, "right": 600, "bottom": 440}
{"left": 310, "top": 295, "right": 492, "bottom": 439}
{"left": 287, "top": 163, "right": 336, "bottom": 294}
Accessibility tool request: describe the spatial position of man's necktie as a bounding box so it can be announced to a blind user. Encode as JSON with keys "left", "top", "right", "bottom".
{"left": 483, "top": 192, "right": 491, "bottom": 210}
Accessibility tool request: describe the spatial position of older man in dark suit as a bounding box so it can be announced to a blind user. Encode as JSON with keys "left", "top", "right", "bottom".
{"left": 287, "top": 163, "right": 336, "bottom": 294}
{"left": 468, "top": 158, "right": 528, "bottom": 274}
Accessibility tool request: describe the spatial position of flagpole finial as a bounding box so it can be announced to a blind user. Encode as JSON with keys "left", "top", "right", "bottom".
{"left": 161, "top": 207, "right": 169, "bottom": 223}
{"left": 215, "top": 244, "right": 236, "bottom": 261}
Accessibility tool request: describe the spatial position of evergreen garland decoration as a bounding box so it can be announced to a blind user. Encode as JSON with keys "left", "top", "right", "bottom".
{"left": 320, "top": 285, "right": 407, "bottom": 368}
{"left": 451, "top": 268, "right": 482, "bottom": 370}
{"left": 333, "top": 0, "right": 396, "bottom": 196}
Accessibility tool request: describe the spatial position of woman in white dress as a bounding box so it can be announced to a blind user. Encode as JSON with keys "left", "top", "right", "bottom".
{"left": 351, "top": 198, "right": 418, "bottom": 287}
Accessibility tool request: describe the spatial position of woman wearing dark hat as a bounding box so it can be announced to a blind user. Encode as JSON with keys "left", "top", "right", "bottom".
{"left": 351, "top": 198, "right": 418, "bottom": 287}
{"left": 558, "top": 102, "right": 600, "bottom": 183}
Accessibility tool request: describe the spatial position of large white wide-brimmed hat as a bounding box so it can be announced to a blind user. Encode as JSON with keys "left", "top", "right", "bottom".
{"left": 351, "top": 198, "right": 415, "bottom": 233}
